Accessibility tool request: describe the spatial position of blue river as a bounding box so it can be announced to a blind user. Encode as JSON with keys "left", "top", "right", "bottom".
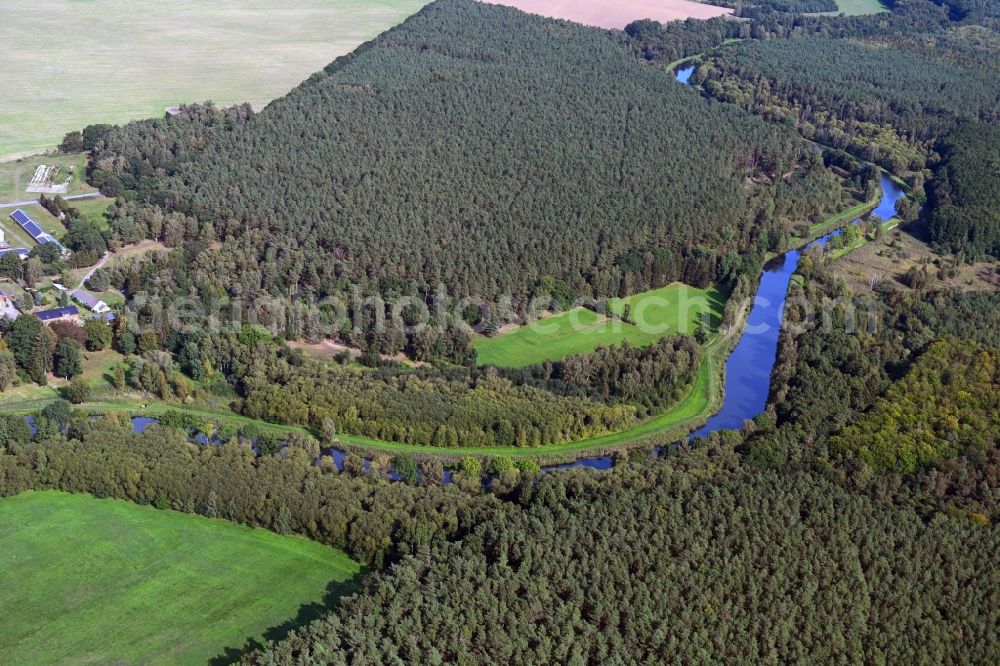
{"left": 54, "top": 66, "right": 905, "bottom": 482}
{"left": 104, "top": 177, "right": 903, "bottom": 479}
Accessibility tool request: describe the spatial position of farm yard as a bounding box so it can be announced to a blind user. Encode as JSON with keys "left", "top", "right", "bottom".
{"left": 0, "top": 491, "right": 361, "bottom": 666}
{"left": 474, "top": 283, "right": 727, "bottom": 367}
{"left": 481, "top": 0, "right": 732, "bottom": 28}
{"left": 2, "top": 207, "right": 68, "bottom": 254}
{"left": 0, "top": 0, "right": 429, "bottom": 159}
{"left": 0, "top": 214, "right": 40, "bottom": 251}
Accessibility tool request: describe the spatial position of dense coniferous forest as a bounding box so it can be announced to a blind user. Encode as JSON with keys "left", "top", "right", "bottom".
{"left": 695, "top": 35, "right": 1000, "bottom": 174}
{"left": 88, "top": 0, "right": 847, "bottom": 306}
{"left": 0, "top": 417, "right": 497, "bottom": 565}
{"left": 3, "top": 0, "right": 999, "bottom": 661}
{"left": 927, "top": 122, "right": 1000, "bottom": 258}
{"left": 247, "top": 468, "right": 998, "bottom": 665}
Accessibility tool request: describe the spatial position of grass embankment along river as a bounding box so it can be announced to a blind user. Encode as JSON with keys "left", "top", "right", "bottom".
{"left": 0, "top": 194, "right": 886, "bottom": 462}
{"left": 786, "top": 192, "right": 882, "bottom": 250}
{"left": 0, "top": 327, "right": 735, "bottom": 465}
{"left": 0, "top": 490, "right": 361, "bottom": 666}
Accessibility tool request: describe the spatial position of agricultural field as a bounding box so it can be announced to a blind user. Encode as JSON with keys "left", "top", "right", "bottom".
{"left": 481, "top": 0, "right": 732, "bottom": 28}
{"left": 0, "top": 153, "right": 92, "bottom": 204}
{"left": 0, "top": 491, "right": 361, "bottom": 666}
{"left": 474, "top": 283, "right": 727, "bottom": 367}
{"left": 0, "top": 0, "right": 429, "bottom": 159}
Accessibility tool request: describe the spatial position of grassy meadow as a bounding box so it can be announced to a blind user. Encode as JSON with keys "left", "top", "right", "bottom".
{"left": 0, "top": 152, "right": 93, "bottom": 203}
{"left": 0, "top": 491, "right": 361, "bottom": 666}
{"left": 474, "top": 283, "right": 727, "bottom": 367}
{"left": 0, "top": 0, "right": 429, "bottom": 159}
{"left": 816, "top": 0, "right": 888, "bottom": 15}
{"left": 66, "top": 196, "right": 114, "bottom": 229}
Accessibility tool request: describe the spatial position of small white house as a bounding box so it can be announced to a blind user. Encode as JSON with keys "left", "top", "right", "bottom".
{"left": 71, "top": 289, "right": 110, "bottom": 314}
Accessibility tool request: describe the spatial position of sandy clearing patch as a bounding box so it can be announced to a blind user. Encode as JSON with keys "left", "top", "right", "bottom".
{"left": 479, "top": 0, "right": 733, "bottom": 29}
{"left": 830, "top": 225, "right": 1000, "bottom": 294}
{"left": 287, "top": 339, "right": 429, "bottom": 366}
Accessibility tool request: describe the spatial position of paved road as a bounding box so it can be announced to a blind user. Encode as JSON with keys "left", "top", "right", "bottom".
{"left": 77, "top": 250, "right": 110, "bottom": 290}
{"left": 0, "top": 192, "right": 103, "bottom": 209}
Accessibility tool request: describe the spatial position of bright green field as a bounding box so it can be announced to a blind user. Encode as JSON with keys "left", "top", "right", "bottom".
{"left": 67, "top": 197, "right": 114, "bottom": 229}
{"left": 474, "top": 283, "right": 727, "bottom": 367}
{"left": 0, "top": 0, "right": 429, "bottom": 159}
{"left": 816, "top": 0, "right": 888, "bottom": 15}
{"left": 0, "top": 491, "right": 362, "bottom": 666}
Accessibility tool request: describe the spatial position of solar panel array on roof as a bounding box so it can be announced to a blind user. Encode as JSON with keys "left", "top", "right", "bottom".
{"left": 0, "top": 248, "right": 31, "bottom": 259}
{"left": 36, "top": 306, "right": 80, "bottom": 321}
{"left": 10, "top": 209, "right": 45, "bottom": 239}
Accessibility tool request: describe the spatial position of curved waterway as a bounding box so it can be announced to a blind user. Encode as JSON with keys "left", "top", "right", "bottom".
{"left": 95, "top": 178, "right": 904, "bottom": 481}
{"left": 559, "top": 172, "right": 906, "bottom": 472}
{"left": 57, "top": 66, "right": 906, "bottom": 482}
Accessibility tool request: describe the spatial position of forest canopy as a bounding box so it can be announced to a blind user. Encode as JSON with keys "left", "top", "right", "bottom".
{"left": 927, "top": 122, "right": 1000, "bottom": 258}
{"left": 89, "top": 0, "right": 840, "bottom": 305}
{"left": 695, "top": 34, "right": 1000, "bottom": 174}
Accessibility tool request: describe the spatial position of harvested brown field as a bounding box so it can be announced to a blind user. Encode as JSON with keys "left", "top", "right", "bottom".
{"left": 479, "top": 0, "right": 733, "bottom": 29}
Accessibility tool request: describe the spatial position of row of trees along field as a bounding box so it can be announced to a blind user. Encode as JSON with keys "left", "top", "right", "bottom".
{"left": 0, "top": 416, "right": 499, "bottom": 565}
{"left": 87, "top": 0, "right": 848, "bottom": 309}
{"left": 237, "top": 335, "right": 700, "bottom": 447}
